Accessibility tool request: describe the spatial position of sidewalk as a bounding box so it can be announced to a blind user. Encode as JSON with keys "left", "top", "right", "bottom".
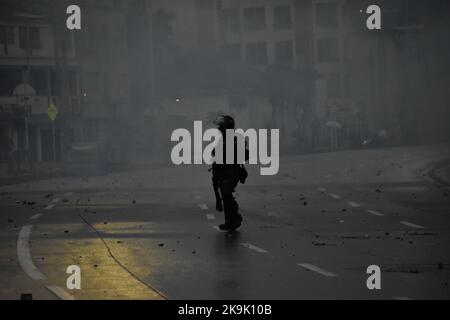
{"left": 0, "top": 163, "right": 63, "bottom": 187}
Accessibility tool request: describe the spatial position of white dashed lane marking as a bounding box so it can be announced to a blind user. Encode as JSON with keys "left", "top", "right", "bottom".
{"left": 206, "top": 214, "right": 215, "bottom": 220}
{"left": 329, "top": 194, "right": 342, "bottom": 200}
{"left": 240, "top": 243, "right": 268, "bottom": 254}
{"left": 17, "top": 225, "right": 46, "bottom": 280}
{"left": 318, "top": 187, "right": 327, "bottom": 193}
{"left": 347, "top": 202, "right": 360, "bottom": 207}
{"left": 30, "top": 213, "right": 43, "bottom": 220}
{"left": 63, "top": 192, "right": 74, "bottom": 197}
{"left": 297, "top": 263, "right": 337, "bottom": 277}
{"left": 198, "top": 204, "right": 208, "bottom": 210}
{"left": 51, "top": 198, "right": 61, "bottom": 203}
{"left": 367, "top": 210, "right": 384, "bottom": 216}
{"left": 400, "top": 221, "right": 424, "bottom": 229}
{"left": 267, "top": 212, "right": 279, "bottom": 217}
{"left": 44, "top": 204, "right": 55, "bottom": 210}
{"left": 213, "top": 226, "right": 227, "bottom": 233}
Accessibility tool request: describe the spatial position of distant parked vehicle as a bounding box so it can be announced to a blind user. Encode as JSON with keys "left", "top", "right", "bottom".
{"left": 362, "top": 129, "right": 389, "bottom": 147}
{"left": 64, "top": 142, "right": 107, "bottom": 176}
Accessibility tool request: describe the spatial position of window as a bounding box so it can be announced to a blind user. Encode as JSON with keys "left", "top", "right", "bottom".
{"left": 244, "top": 7, "right": 266, "bottom": 31}
{"left": 19, "top": 26, "right": 41, "bottom": 50}
{"left": 220, "top": 43, "right": 241, "bottom": 61}
{"left": 245, "top": 42, "right": 267, "bottom": 66}
{"left": 50, "top": 69, "right": 61, "bottom": 95}
{"left": 274, "top": 5, "right": 292, "bottom": 30}
{"left": 29, "top": 68, "right": 47, "bottom": 95}
{"left": 316, "top": 3, "right": 339, "bottom": 27}
{"left": 317, "top": 38, "right": 339, "bottom": 62}
{"left": 275, "top": 40, "right": 293, "bottom": 65}
{"left": 30, "top": 27, "right": 41, "bottom": 49}
{"left": 326, "top": 74, "right": 341, "bottom": 98}
{"left": 0, "top": 25, "right": 15, "bottom": 45}
{"left": 63, "top": 35, "right": 72, "bottom": 52}
{"left": 19, "top": 26, "right": 27, "bottom": 49}
{"left": 86, "top": 120, "right": 99, "bottom": 141}
{"left": 219, "top": 8, "right": 240, "bottom": 33}
{"left": 0, "top": 68, "right": 22, "bottom": 95}
{"left": 85, "top": 72, "right": 99, "bottom": 97}
{"left": 88, "top": 24, "right": 99, "bottom": 49}
{"left": 68, "top": 70, "right": 78, "bottom": 96}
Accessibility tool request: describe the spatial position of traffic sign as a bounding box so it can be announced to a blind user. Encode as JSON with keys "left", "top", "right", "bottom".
{"left": 48, "top": 101, "right": 58, "bottom": 122}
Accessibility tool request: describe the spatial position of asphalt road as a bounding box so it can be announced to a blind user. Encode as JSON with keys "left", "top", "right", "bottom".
{"left": 1, "top": 144, "right": 450, "bottom": 300}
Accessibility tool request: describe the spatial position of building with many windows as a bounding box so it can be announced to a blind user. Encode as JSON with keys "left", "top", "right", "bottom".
{"left": 0, "top": 9, "right": 79, "bottom": 164}
{"left": 0, "top": 0, "right": 134, "bottom": 170}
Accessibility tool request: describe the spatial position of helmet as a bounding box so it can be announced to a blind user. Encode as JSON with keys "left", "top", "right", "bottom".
{"left": 213, "top": 115, "right": 235, "bottom": 130}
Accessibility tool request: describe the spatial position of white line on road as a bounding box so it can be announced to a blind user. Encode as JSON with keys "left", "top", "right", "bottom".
{"left": 30, "top": 213, "right": 43, "bottom": 220}
{"left": 63, "top": 192, "right": 74, "bottom": 197}
{"left": 347, "top": 202, "right": 361, "bottom": 207}
{"left": 367, "top": 210, "right": 384, "bottom": 216}
{"left": 241, "top": 243, "right": 268, "bottom": 254}
{"left": 297, "top": 263, "right": 337, "bottom": 277}
{"left": 393, "top": 296, "right": 412, "bottom": 300}
{"left": 46, "top": 286, "right": 75, "bottom": 300}
{"left": 213, "top": 226, "right": 227, "bottom": 233}
{"left": 199, "top": 204, "right": 208, "bottom": 210}
{"left": 51, "top": 198, "right": 61, "bottom": 203}
{"left": 206, "top": 214, "right": 215, "bottom": 220}
{"left": 400, "top": 221, "right": 424, "bottom": 229}
{"left": 17, "top": 225, "right": 46, "bottom": 280}
{"left": 267, "top": 212, "right": 279, "bottom": 217}
{"left": 44, "top": 204, "right": 55, "bottom": 210}
{"left": 318, "top": 187, "right": 327, "bottom": 193}
{"left": 329, "top": 194, "right": 342, "bottom": 200}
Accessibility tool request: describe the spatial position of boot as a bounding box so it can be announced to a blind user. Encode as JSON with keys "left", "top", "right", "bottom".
{"left": 228, "top": 214, "right": 243, "bottom": 230}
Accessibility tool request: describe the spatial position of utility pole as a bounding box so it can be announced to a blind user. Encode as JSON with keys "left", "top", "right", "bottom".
{"left": 146, "top": 0, "right": 155, "bottom": 108}
{"left": 46, "top": 68, "right": 56, "bottom": 162}
{"left": 49, "top": 0, "right": 70, "bottom": 161}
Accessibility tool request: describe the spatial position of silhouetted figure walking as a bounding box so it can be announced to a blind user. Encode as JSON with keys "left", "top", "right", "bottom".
{"left": 211, "top": 115, "right": 248, "bottom": 231}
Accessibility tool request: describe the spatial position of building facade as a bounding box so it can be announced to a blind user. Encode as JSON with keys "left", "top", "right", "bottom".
{"left": 0, "top": 0, "right": 133, "bottom": 169}
{"left": 0, "top": 9, "right": 79, "bottom": 165}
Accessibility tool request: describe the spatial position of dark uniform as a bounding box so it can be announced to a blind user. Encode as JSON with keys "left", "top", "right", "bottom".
{"left": 211, "top": 115, "right": 247, "bottom": 231}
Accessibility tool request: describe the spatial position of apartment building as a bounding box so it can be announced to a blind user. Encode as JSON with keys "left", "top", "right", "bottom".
{"left": 76, "top": 0, "right": 131, "bottom": 146}
{"left": 0, "top": 10, "right": 79, "bottom": 163}
{"left": 0, "top": 0, "right": 133, "bottom": 167}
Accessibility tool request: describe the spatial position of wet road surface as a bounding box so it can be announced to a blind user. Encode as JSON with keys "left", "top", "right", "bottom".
{"left": 1, "top": 144, "right": 450, "bottom": 299}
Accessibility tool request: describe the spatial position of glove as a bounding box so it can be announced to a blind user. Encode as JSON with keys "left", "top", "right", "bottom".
{"left": 216, "top": 199, "right": 223, "bottom": 212}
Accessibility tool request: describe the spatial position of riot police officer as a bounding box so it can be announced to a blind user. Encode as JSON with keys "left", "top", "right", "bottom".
{"left": 211, "top": 115, "right": 248, "bottom": 231}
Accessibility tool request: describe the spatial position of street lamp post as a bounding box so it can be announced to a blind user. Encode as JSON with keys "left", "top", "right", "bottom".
{"left": 13, "top": 82, "right": 36, "bottom": 171}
